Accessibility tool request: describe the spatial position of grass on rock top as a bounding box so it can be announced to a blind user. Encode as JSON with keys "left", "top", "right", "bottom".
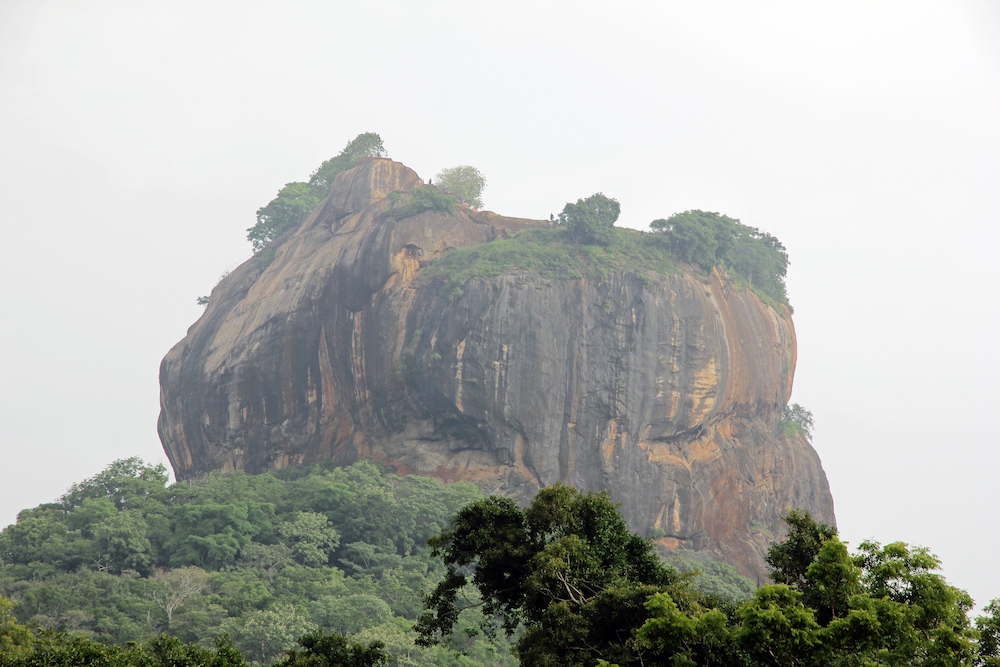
{"left": 420, "top": 227, "right": 680, "bottom": 286}
{"left": 420, "top": 226, "right": 791, "bottom": 313}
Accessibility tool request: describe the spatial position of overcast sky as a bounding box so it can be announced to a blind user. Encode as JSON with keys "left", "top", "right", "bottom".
{"left": 2, "top": 1, "right": 999, "bottom": 609}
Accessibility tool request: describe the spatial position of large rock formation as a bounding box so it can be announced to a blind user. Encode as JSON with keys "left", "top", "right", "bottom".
{"left": 158, "top": 158, "right": 834, "bottom": 580}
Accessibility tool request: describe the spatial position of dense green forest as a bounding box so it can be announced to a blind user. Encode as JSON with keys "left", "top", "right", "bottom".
{"left": 0, "top": 459, "right": 510, "bottom": 666}
{"left": 2, "top": 459, "right": 999, "bottom": 666}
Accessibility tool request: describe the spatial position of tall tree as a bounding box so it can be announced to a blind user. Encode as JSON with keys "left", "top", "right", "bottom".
{"left": 0, "top": 596, "right": 34, "bottom": 660}
{"left": 221, "top": 605, "right": 314, "bottom": 665}
{"left": 276, "top": 512, "right": 340, "bottom": 567}
{"left": 416, "top": 484, "right": 680, "bottom": 667}
{"left": 755, "top": 510, "right": 979, "bottom": 666}
{"left": 60, "top": 456, "right": 169, "bottom": 511}
{"left": 151, "top": 566, "right": 209, "bottom": 624}
{"left": 765, "top": 509, "right": 837, "bottom": 592}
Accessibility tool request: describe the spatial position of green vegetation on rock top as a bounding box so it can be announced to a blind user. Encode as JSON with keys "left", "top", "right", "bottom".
{"left": 239, "top": 143, "right": 792, "bottom": 310}
{"left": 385, "top": 186, "right": 455, "bottom": 220}
{"left": 421, "top": 227, "right": 678, "bottom": 286}
{"left": 649, "top": 209, "right": 790, "bottom": 307}
{"left": 434, "top": 165, "right": 486, "bottom": 210}
{"left": 419, "top": 206, "right": 791, "bottom": 310}
{"left": 560, "top": 192, "right": 620, "bottom": 246}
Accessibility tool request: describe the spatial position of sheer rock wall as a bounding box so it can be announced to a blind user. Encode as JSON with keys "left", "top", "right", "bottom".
{"left": 158, "top": 158, "right": 834, "bottom": 579}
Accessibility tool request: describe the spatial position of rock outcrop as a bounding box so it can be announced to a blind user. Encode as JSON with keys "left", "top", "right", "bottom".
{"left": 158, "top": 158, "right": 834, "bottom": 580}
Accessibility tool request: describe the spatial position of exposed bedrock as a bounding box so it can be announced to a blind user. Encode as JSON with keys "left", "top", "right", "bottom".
{"left": 158, "top": 158, "right": 835, "bottom": 579}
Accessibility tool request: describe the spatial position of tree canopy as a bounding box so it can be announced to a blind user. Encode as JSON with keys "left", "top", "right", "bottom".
{"left": 418, "top": 492, "right": 997, "bottom": 667}
{"left": 0, "top": 612, "right": 392, "bottom": 667}
{"left": 650, "top": 210, "right": 789, "bottom": 304}
{"left": 732, "top": 509, "right": 982, "bottom": 666}
{"left": 560, "top": 193, "right": 620, "bottom": 246}
{"left": 274, "top": 629, "right": 389, "bottom": 667}
{"left": 416, "top": 484, "right": 683, "bottom": 667}
{"left": 434, "top": 166, "right": 486, "bottom": 209}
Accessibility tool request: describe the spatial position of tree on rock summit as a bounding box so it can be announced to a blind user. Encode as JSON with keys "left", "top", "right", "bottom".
{"left": 560, "top": 192, "right": 620, "bottom": 246}
{"left": 434, "top": 165, "right": 486, "bottom": 209}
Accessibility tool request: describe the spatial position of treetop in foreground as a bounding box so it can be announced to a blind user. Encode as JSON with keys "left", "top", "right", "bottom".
{"left": 418, "top": 488, "right": 999, "bottom": 667}
{"left": 416, "top": 483, "right": 683, "bottom": 667}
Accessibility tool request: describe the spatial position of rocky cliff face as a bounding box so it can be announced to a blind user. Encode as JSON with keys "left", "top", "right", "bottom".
{"left": 158, "top": 158, "right": 834, "bottom": 580}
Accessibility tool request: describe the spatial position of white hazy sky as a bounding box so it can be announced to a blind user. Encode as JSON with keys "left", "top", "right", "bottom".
{"left": 2, "top": 1, "right": 999, "bottom": 609}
